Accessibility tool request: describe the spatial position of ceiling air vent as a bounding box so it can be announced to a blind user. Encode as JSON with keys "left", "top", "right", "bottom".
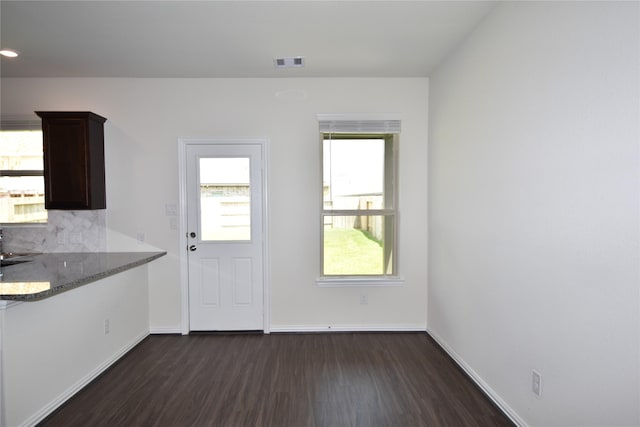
{"left": 274, "top": 56, "right": 304, "bottom": 68}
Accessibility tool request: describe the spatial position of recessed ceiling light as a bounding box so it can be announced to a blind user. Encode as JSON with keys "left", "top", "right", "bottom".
{"left": 0, "top": 49, "right": 19, "bottom": 58}
{"left": 274, "top": 56, "right": 304, "bottom": 68}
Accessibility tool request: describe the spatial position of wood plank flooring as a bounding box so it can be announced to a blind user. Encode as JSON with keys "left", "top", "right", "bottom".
{"left": 38, "top": 333, "right": 514, "bottom": 427}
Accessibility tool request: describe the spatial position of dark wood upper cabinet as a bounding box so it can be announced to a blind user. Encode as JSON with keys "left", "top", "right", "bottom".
{"left": 36, "top": 111, "right": 107, "bottom": 210}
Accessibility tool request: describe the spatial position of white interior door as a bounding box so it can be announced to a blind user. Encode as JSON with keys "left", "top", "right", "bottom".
{"left": 186, "top": 142, "right": 264, "bottom": 331}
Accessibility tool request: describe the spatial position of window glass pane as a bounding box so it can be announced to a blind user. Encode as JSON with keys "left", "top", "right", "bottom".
{"left": 323, "top": 138, "right": 385, "bottom": 211}
{"left": 0, "top": 130, "right": 43, "bottom": 171}
{"left": 0, "top": 176, "right": 47, "bottom": 223}
{"left": 0, "top": 130, "right": 46, "bottom": 223}
{"left": 199, "top": 157, "right": 251, "bottom": 241}
{"left": 323, "top": 214, "right": 394, "bottom": 275}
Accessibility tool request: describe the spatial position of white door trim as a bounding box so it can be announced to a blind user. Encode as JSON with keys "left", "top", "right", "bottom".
{"left": 178, "top": 138, "right": 270, "bottom": 335}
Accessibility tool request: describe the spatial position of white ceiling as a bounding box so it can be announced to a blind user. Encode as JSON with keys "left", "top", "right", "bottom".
{"left": 0, "top": 1, "right": 497, "bottom": 78}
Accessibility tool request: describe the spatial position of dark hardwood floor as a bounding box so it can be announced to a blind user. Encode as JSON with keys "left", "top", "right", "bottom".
{"left": 38, "top": 333, "right": 513, "bottom": 427}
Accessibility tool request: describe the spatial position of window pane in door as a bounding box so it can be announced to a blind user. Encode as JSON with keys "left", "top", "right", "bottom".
{"left": 199, "top": 157, "right": 251, "bottom": 241}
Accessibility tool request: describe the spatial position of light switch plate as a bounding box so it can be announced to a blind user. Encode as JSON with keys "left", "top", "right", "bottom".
{"left": 165, "top": 203, "right": 177, "bottom": 216}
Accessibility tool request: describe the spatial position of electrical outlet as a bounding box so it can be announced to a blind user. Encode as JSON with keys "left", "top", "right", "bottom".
{"left": 136, "top": 232, "right": 145, "bottom": 243}
{"left": 104, "top": 319, "right": 110, "bottom": 335}
{"left": 360, "top": 294, "right": 368, "bottom": 305}
{"left": 532, "top": 370, "right": 542, "bottom": 397}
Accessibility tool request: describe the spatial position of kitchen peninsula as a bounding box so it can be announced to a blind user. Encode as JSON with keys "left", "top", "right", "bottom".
{"left": 0, "top": 252, "right": 165, "bottom": 301}
{"left": 0, "top": 251, "right": 165, "bottom": 427}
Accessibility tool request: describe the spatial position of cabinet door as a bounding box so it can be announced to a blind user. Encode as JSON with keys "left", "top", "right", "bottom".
{"left": 38, "top": 111, "right": 107, "bottom": 210}
{"left": 43, "top": 118, "right": 91, "bottom": 209}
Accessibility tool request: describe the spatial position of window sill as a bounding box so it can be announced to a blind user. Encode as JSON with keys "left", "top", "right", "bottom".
{"left": 316, "top": 276, "right": 404, "bottom": 287}
{"left": 0, "top": 223, "right": 47, "bottom": 228}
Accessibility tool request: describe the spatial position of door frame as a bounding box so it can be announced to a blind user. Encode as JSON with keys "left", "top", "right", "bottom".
{"left": 178, "top": 138, "right": 270, "bottom": 335}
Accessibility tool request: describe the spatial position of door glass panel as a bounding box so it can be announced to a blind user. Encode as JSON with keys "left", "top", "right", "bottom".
{"left": 199, "top": 157, "right": 251, "bottom": 241}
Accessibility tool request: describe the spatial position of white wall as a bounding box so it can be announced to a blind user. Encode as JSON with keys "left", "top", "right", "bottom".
{"left": 1, "top": 78, "right": 429, "bottom": 332}
{"left": 428, "top": 2, "right": 639, "bottom": 426}
{"left": 1, "top": 265, "right": 149, "bottom": 426}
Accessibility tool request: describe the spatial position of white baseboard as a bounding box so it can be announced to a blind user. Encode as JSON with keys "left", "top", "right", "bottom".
{"left": 149, "top": 326, "right": 183, "bottom": 334}
{"left": 427, "top": 329, "right": 527, "bottom": 427}
{"left": 22, "top": 330, "right": 149, "bottom": 427}
{"left": 270, "top": 324, "right": 427, "bottom": 333}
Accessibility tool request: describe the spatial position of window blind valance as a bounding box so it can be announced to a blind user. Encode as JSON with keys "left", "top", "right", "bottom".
{"left": 317, "top": 114, "right": 401, "bottom": 134}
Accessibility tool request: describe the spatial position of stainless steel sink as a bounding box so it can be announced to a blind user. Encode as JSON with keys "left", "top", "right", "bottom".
{"left": 0, "top": 259, "right": 32, "bottom": 267}
{"left": 0, "top": 253, "right": 39, "bottom": 267}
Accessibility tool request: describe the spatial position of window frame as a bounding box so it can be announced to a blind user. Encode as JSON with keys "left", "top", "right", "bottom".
{"left": 0, "top": 119, "right": 47, "bottom": 226}
{"left": 318, "top": 131, "right": 403, "bottom": 286}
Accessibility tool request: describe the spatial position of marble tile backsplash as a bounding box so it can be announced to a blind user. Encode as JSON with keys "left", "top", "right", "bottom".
{"left": 3, "top": 210, "right": 107, "bottom": 253}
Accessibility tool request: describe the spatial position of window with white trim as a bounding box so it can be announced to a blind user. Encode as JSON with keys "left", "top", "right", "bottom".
{"left": 320, "top": 118, "right": 399, "bottom": 278}
{"left": 0, "top": 121, "right": 47, "bottom": 224}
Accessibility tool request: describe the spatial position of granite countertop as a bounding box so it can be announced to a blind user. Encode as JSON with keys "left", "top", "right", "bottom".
{"left": 0, "top": 252, "right": 166, "bottom": 301}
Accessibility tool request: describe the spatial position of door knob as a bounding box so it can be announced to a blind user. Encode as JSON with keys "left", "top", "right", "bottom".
{"left": 189, "top": 245, "right": 197, "bottom": 251}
